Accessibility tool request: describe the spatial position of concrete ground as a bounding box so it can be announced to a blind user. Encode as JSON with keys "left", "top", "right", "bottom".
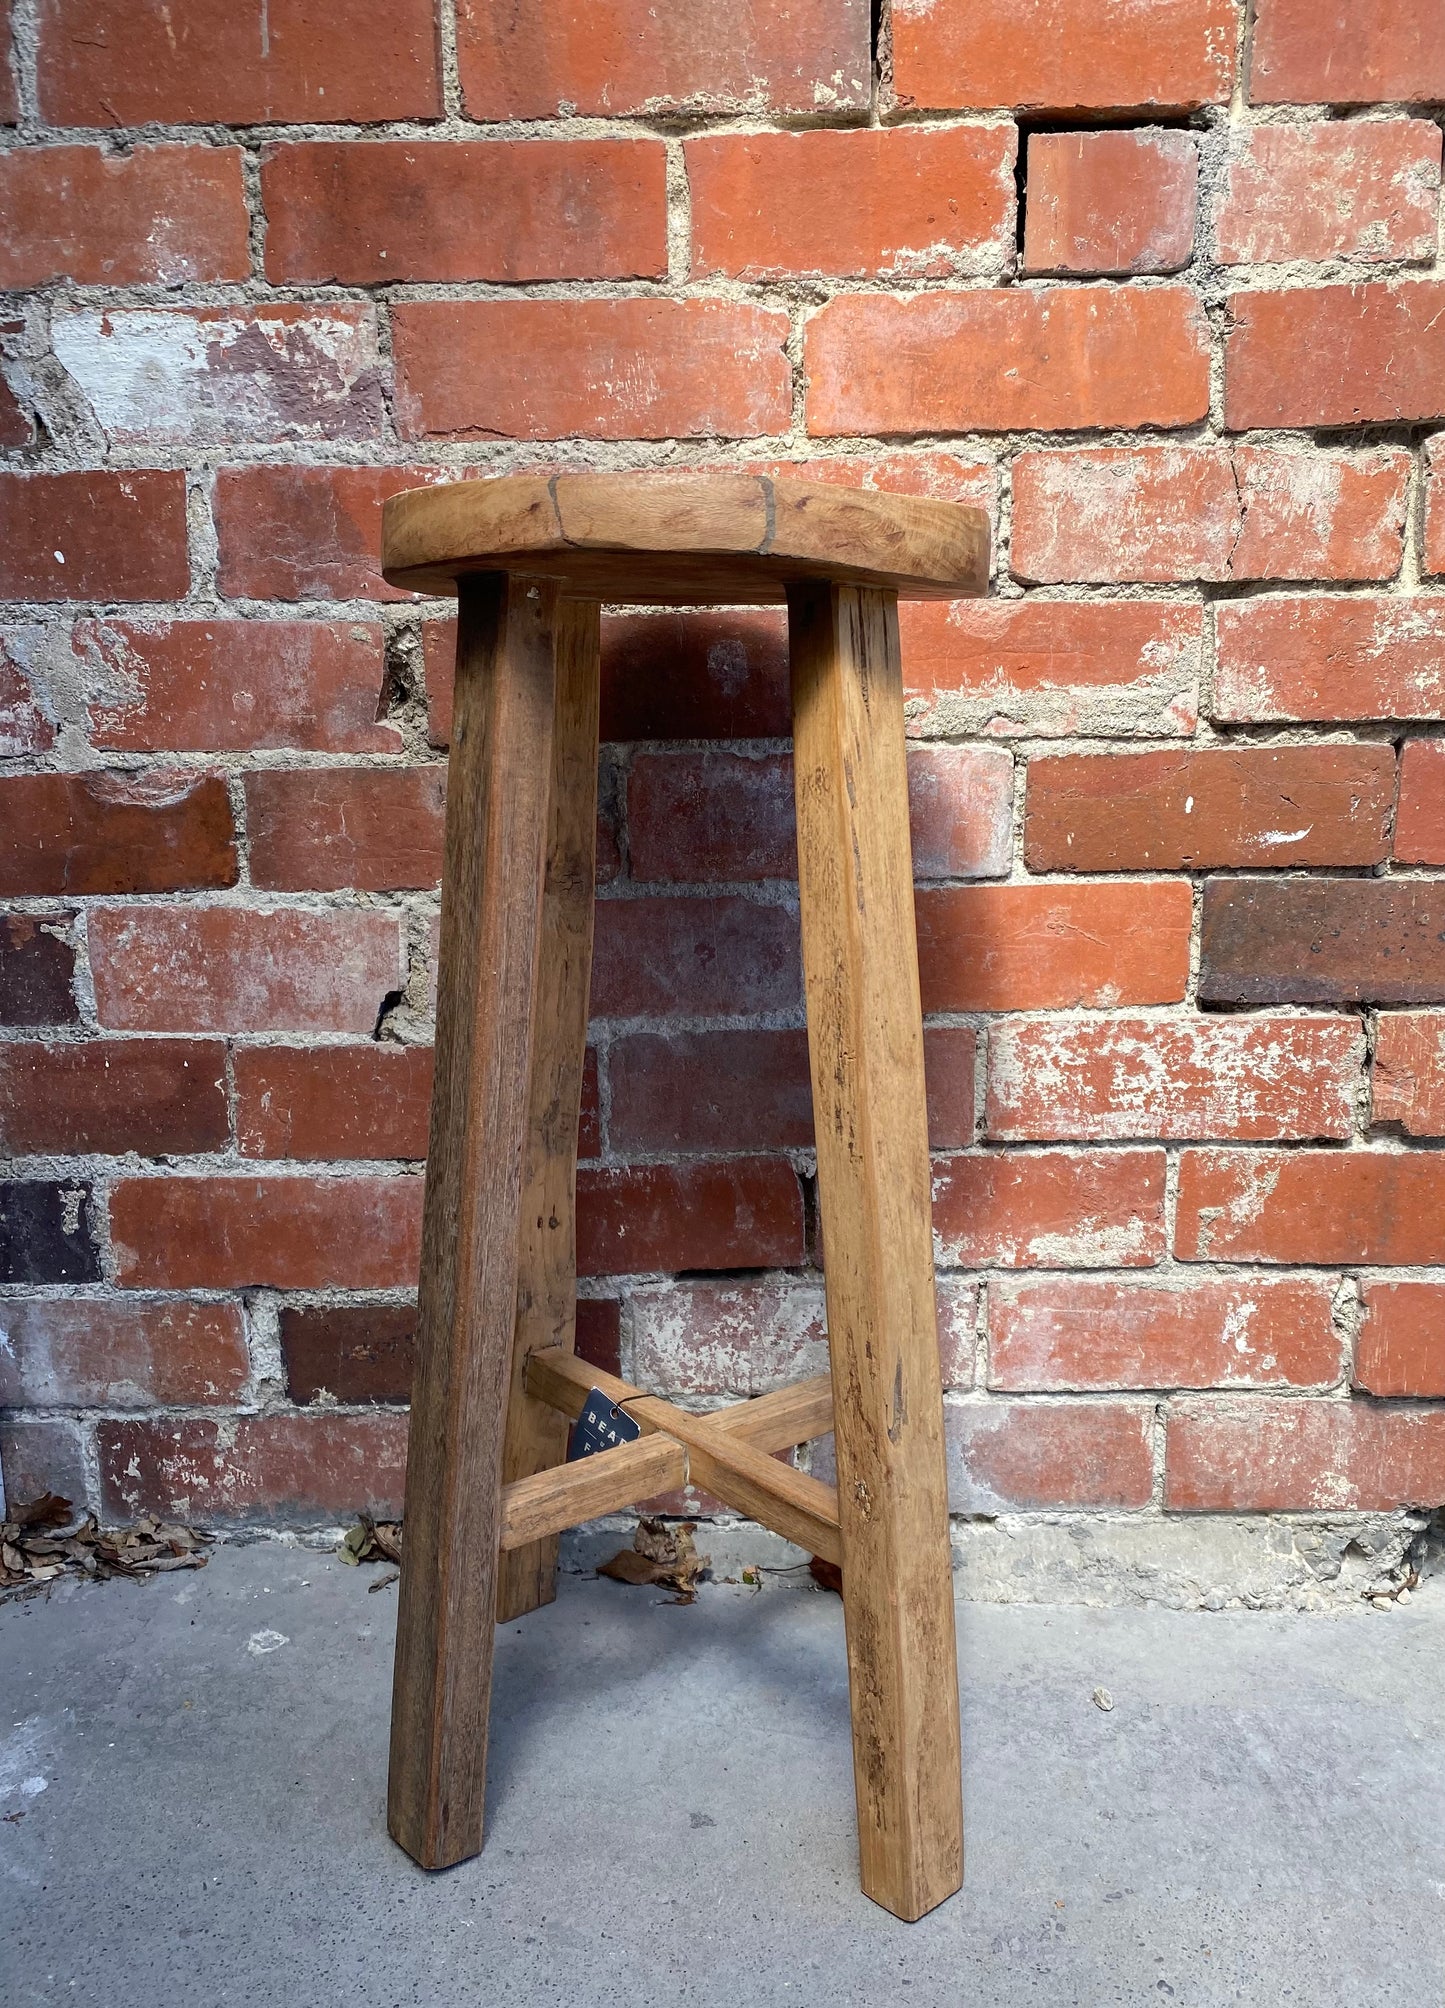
{"left": 2, "top": 1545, "right": 1441, "bottom": 2007}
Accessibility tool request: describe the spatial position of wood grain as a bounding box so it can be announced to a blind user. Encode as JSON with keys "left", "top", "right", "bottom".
{"left": 788, "top": 579, "right": 963, "bottom": 1922}
{"left": 387, "top": 571, "right": 557, "bottom": 1873}
{"left": 499, "top": 1435, "right": 686, "bottom": 1550}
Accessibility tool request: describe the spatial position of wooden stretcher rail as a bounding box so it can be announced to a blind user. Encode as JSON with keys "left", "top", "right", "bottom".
{"left": 498, "top": 1434, "right": 686, "bottom": 1552}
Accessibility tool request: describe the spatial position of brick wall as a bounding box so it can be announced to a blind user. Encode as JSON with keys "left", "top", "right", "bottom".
{"left": 2, "top": 0, "right": 1444, "bottom": 1599}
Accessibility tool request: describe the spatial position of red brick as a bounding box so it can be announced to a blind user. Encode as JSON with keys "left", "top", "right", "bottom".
{"left": 1225, "top": 283, "right": 1445, "bottom": 428}
{"left": 576, "top": 1159, "right": 804, "bottom": 1276}
{"left": 216, "top": 466, "right": 459, "bottom": 604}
{"left": 608, "top": 1025, "right": 975, "bottom": 1153}
{"left": 1356, "top": 1282, "right": 1445, "bottom": 1397}
{"left": 628, "top": 745, "right": 1013, "bottom": 884}
{"left": 807, "top": 286, "right": 1209, "bottom": 436}
{"left": 0, "top": 1038, "right": 227, "bottom": 1156}
{"left": 899, "top": 599, "right": 1202, "bottom": 739}
{"left": 263, "top": 140, "right": 667, "bottom": 284}
{"left": 1023, "top": 129, "right": 1198, "bottom": 276}
{"left": 1426, "top": 438, "right": 1445, "bottom": 577}
{"left": 0, "top": 637, "right": 54, "bottom": 758}
{"left": 917, "top": 881, "right": 1191, "bottom": 1013}
{"left": 0, "top": 145, "right": 249, "bottom": 287}
{"left": 891, "top": 0, "right": 1234, "bottom": 111}
{"left": 1374, "top": 1013, "right": 1445, "bottom": 1135}
{"left": 236, "top": 1045, "right": 434, "bottom": 1160}
{"left": 633, "top": 1278, "right": 828, "bottom": 1396}
{"left": 52, "top": 305, "right": 385, "bottom": 447}
{"left": 1249, "top": 0, "right": 1445, "bottom": 104}
{"left": 0, "top": 1298, "right": 247, "bottom": 1407}
{"left": 1012, "top": 446, "right": 1408, "bottom": 585}
{"left": 0, "top": 471, "right": 188, "bottom": 602}
{"left": 245, "top": 769, "right": 445, "bottom": 892}
{"left": 946, "top": 1402, "right": 1154, "bottom": 1512}
{"left": 110, "top": 1175, "right": 423, "bottom": 1290}
{"left": 0, "top": 914, "right": 78, "bottom": 1028}
{"left": 933, "top": 1149, "right": 1166, "bottom": 1268}
{"left": 1177, "top": 1149, "right": 1445, "bottom": 1264}
{"left": 1215, "top": 597, "right": 1445, "bottom": 723}
{"left": 1024, "top": 745, "right": 1396, "bottom": 870}
{"left": 89, "top": 907, "right": 404, "bottom": 1035}
{"left": 83, "top": 619, "right": 395, "bottom": 755}
{"left": 0, "top": 1418, "right": 88, "bottom": 1510}
{"left": 1216, "top": 121, "right": 1442, "bottom": 265}
{"left": 394, "top": 300, "right": 790, "bottom": 443}
{"left": 591, "top": 895, "right": 802, "bottom": 1019}
{"left": 1166, "top": 1400, "right": 1445, "bottom": 1513}
{"left": 758, "top": 451, "right": 997, "bottom": 510}
{"left": 1395, "top": 740, "right": 1445, "bottom": 865}
{"left": 989, "top": 1015, "right": 1362, "bottom": 1145}
{"left": 278, "top": 1296, "right": 617, "bottom": 1405}
{"left": 0, "top": 375, "right": 32, "bottom": 450}
{"left": 0, "top": 771, "right": 237, "bottom": 898}
{"left": 0, "top": 41, "right": 15, "bottom": 123}
{"left": 578, "top": 1050, "right": 602, "bottom": 1161}
{"left": 991, "top": 1276, "right": 1341, "bottom": 1392}
{"left": 38, "top": 0, "right": 443, "bottom": 124}
{"left": 1199, "top": 879, "right": 1445, "bottom": 1007}
{"left": 689, "top": 125, "right": 1015, "bottom": 281}
{"left": 97, "top": 1411, "right": 409, "bottom": 1527}
{"left": 456, "top": 0, "right": 868, "bottom": 118}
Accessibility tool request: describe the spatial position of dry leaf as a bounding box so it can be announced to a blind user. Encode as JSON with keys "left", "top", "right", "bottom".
{"left": 808, "top": 1555, "right": 843, "bottom": 1595}
{"left": 598, "top": 1517, "right": 710, "bottom": 1603}
{"left": 0, "top": 1495, "right": 211, "bottom": 1603}
{"left": 338, "top": 1513, "right": 403, "bottom": 1570}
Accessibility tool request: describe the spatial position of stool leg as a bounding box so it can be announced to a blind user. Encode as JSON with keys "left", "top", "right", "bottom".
{"left": 787, "top": 580, "right": 963, "bottom": 1923}
{"left": 388, "top": 571, "right": 558, "bottom": 1871}
{"left": 497, "top": 597, "right": 601, "bottom": 1623}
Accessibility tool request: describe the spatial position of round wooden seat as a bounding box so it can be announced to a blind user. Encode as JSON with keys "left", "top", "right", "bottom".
{"left": 381, "top": 470, "right": 989, "bottom": 604}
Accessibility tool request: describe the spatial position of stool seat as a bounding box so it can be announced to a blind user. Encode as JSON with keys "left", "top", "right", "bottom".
{"left": 381, "top": 470, "right": 989, "bottom": 604}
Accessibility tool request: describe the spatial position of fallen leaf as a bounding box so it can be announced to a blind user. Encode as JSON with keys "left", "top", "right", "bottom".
{"left": 808, "top": 1555, "right": 843, "bottom": 1595}
{"left": 598, "top": 1517, "right": 710, "bottom": 1603}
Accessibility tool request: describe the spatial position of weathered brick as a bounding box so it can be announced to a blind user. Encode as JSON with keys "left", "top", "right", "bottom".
{"left": 1356, "top": 1282, "right": 1445, "bottom": 1397}
{"left": 37, "top": 0, "right": 443, "bottom": 124}
{"left": 0, "top": 771, "right": 237, "bottom": 897}
{"left": 689, "top": 125, "right": 1015, "bottom": 280}
{"left": 1373, "top": 1013, "right": 1445, "bottom": 1135}
{"left": 757, "top": 451, "right": 997, "bottom": 509}
{"left": 946, "top": 1402, "right": 1154, "bottom": 1512}
{"left": 627, "top": 745, "right": 1012, "bottom": 885}
{"left": 0, "top": 635, "right": 56, "bottom": 756}
{"left": 0, "top": 144, "right": 249, "bottom": 287}
{"left": 83, "top": 619, "right": 396, "bottom": 755}
{"left": 394, "top": 300, "right": 791, "bottom": 443}
{"left": 97, "top": 1412, "right": 410, "bottom": 1527}
{"left": 1024, "top": 745, "right": 1395, "bottom": 870}
{"left": 1215, "top": 597, "right": 1445, "bottom": 723}
{"left": 1200, "top": 879, "right": 1445, "bottom": 1006}
{"left": 0, "top": 40, "right": 16, "bottom": 122}
{"left": 1167, "top": 1400, "right": 1445, "bottom": 1512}
{"left": 987, "top": 1015, "right": 1363, "bottom": 1143}
{"left": 633, "top": 1278, "right": 828, "bottom": 1396}
{"left": 0, "top": 471, "right": 188, "bottom": 602}
{"left": 216, "top": 466, "right": 455, "bottom": 604}
{"left": 52, "top": 306, "right": 386, "bottom": 447}
{"left": 1425, "top": 439, "right": 1445, "bottom": 577}
{"left": 245, "top": 768, "right": 445, "bottom": 892}
{"left": 0, "top": 1180, "right": 98, "bottom": 1284}
{"left": 1395, "top": 740, "right": 1445, "bottom": 865}
{"left": 608, "top": 1025, "right": 975, "bottom": 1152}
{"left": 0, "top": 914, "right": 77, "bottom": 1027}
{"left": 1012, "top": 446, "right": 1409, "bottom": 585}
{"left": 890, "top": 0, "right": 1234, "bottom": 111}
{"left": 110, "top": 1176, "right": 423, "bottom": 1290}
{"left": 456, "top": 0, "right": 869, "bottom": 118}
{"left": 1176, "top": 1149, "right": 1445, "bottom": 1264}
{"left": 597, "top": 611, "right": 790, "bottom": 743}
{"left": 0, "top": 376, "right": 30, "bottom": 449}
{"left": 0, "top": 1038, "right": 227, "bottom": 1156}
{"left": 933, "top": 1149, "right": 1166, "bottom": 1268}
{"left": 917, "top": 881, "right": 1191, "bottom": 1013}
{"left": 0, "top": 1417, "right": 88, "bottom": 1510}
{"left": 591, "top": 895, "right": 802, "bottom": 1019}
{"left": 1023, "top": 129, "right": 1197, "bottom": 277}
{"left": 263, "top": 140, "right": 667, "bottom": 284}
{"left": 576, "top": 1160, "right": 804, "bottom": 1276}
{"left": 807, "top": 286, "right": 1209, "bottom": 436}
{"left": 1249, "top": 0, "right": 1445, "bottom": 104}
{"left": 0, "top": 1298, "right": 247, "bottom": 1407}
{"left": 1225, "top": 283, "right": 1445, "bottom": 428}
{"left": 990, "top": 1276, "right": 1341, "bottom": 1392}
{"left": 1215, "top": 121, "right": 1442, "bottom": 265}
{"left": 89, "top": 907, "right": 404, "bottom": 1034}
{"left": 235, "top": 1044, "right": 434, "bottom": 1160}
{"left": 899, "top": 599, "right": 1202, "bottom": 739}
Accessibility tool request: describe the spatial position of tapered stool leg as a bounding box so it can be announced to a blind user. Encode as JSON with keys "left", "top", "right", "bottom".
{"left": 388, "top": 571, "right": 558, "bottom": 1870}
{"left": 497, "top": 598, "right": 602, "bottom": 1624}
{"left": 787, "top": 580, "right": 963, "bottom": 1923}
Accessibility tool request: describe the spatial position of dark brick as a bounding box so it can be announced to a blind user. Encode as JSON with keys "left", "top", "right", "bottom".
{"left": 0, "top": 1181, "right": 99, "bottom": 1283}
{"left": 1200, "top": 878, "right": 1445, "bottom": 1005}
{"left": 281, "top": 1295, "right": 621, "bottom": 1403}
{"left": 0, "top": 772, "right": 238, "bottom": 898}
{"left": 0, "top": 1039, "right": 228, "bottom": 1155}
{"left": 0, "top": 913, "right": 78, "bottom": 1026}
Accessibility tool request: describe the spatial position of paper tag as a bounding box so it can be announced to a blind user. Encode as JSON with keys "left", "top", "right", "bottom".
{"left": 567, "top": 1389, "right": 644, "bottom": 1461}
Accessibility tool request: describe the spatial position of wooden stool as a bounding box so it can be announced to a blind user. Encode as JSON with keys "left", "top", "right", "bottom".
{"left": 380, "top": 473, "right": 989, "bottom": 1922}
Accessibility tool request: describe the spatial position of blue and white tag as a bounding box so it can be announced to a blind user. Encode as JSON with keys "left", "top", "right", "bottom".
{"left": 567, "top": 1389, "right": 644, "bottom": 1461}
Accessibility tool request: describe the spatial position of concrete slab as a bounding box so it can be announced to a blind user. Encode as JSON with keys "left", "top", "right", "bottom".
{"left": 2, "top": 1544, "right": 1442, "bottom": 2006}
